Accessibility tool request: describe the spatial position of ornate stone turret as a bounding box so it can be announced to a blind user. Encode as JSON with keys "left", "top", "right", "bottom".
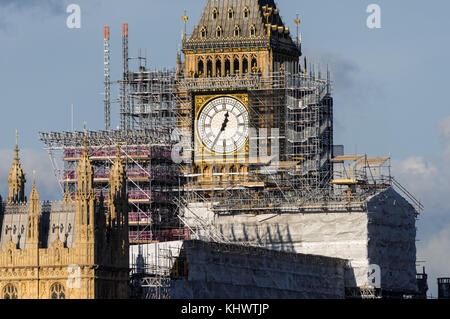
{"left": 26, "top": 172, "right": 40, "bottom": 249}
{"left": 7, "top": 131, "right": 26, "bottom": 203}
{"left": 108, "top": 143, "right": 126, "bottom": 227}
{"left": 106, "top": 143, "right": 129, "bottom": 268}
{"left": 75, "top": 138, "right": 96, "bottom": 246}
{"left": 63, "top": 182, "right": 72, "bottom": 203}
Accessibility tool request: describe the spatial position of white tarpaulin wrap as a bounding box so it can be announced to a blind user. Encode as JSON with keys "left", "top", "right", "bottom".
{"left": 183, "top": 187, "right": 418, "bottom": 293}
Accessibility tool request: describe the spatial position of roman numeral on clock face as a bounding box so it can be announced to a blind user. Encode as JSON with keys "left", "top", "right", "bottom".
{"left": 197, "top": 96, "right": 250, "bottom": 154}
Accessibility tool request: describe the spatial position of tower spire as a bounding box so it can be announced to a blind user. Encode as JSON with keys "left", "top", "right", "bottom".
{"left": 29, "top": 171, "right": 40, "bottom": 213}
{"left": 75, "top": 136, "right": 95, "bottom": 245}
{"left": 8, "top": 130, "right": 26, "bottom": 203}
{"left": 63, "top": 182, "right": 72, "bottom": 202}
{"left": 14, "top": 129, "right": 19, "bottom": 160}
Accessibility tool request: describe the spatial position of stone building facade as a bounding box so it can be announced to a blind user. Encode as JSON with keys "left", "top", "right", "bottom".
{"left": 0, "top": 139, "right": 129, "bottom": 299}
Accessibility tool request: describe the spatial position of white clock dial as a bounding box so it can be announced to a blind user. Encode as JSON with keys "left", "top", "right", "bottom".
{"left": 197, "top": 97, "right": 249, "bottom": 154}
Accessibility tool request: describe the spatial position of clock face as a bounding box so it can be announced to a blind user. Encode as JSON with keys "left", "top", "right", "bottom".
{"left": 197, "top": 96, "right": 250, "bottom": 154}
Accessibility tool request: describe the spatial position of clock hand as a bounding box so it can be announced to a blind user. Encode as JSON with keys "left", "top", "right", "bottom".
{"left": 211, "top": 131, "right": 224, "bottom": 151}
{"left": 222, "top": 112, "right": 230, "bottom": 130}
{"left": 211, "top": 112, "right": 230, "bottom": 150}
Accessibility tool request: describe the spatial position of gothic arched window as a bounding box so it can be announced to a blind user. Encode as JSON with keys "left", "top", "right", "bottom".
{"left": 243, "top": 58, "right": 249, "bottom": 74}
{"left": 234, "top": 25, "right": 241, "bottom": 37}
{"left": 212, "top": 8, "right": 218, "bottom": 20}
{"left": 200, "top": 27, "right": 207, "bottom": 39}
{"left": 50, "top": 283, "right": 66, "bottom": 299}
{"left": 233, "top": 58, "right": 239, "bottom": 74}
{"left": 250, "top": 25, "right": 256, "bottom": 37}
{"left": 228, "top": 8, "right": 234, "bottom": 19}
{"left": 198, "top": 60, "right": 204, "bottom": 76}
{"left": 243, "top": 7, "right": 249, "bottom": 19}
{"left": 251, "top": 58, "right": 258, "bottom": 73}
{"left": 216, "top": 26, "right": 223, "bottom": 38}
{"left": 225, "top": 59, "right": 231, "bottom": 75}
{"left": 3, "top": 284, "right": 18, "bottom": 299}
{"left": 207, "top": 60, "right": 213, "bottom": 77}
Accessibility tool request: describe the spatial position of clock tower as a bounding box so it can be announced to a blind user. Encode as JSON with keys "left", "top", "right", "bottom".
{"left": 180, "top": 0, "right": 304, "bottom": 193}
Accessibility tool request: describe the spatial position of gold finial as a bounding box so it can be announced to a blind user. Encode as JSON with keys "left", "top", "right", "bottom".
{"left": 182, "top": 9, "right": 189, "bottom": 41}
{"left": 294, "top": 14, "right": 301, "bottom": 46}
{"left": 263, "top": 7, "right": 272, "bottom": 38}
{"left": 14, "top": 130, "right": 19, "bottom": 161}
{"left": 32, "top": 170, "right": 36, "bottom": 187}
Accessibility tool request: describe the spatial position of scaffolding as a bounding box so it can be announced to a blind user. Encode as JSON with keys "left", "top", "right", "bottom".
{"left": 104, "top": 26, "right": 111, "bottom": 131}
{"left": 174, "top": 69, "right": 424, "bottom": 217}
{"left": 38, "top": 23, "right": 424, "bottom": 299}
{"left": 39, "top": 130, "right": 186, "bottom": 245}
{"left": 176, "top": 70, "right": 335, "bottom": 216}
{"left": 331, "top": 154, "right": 424, "bottom": 213}
{"left": 129, "top": 241, "right": 185, "bottom": 299}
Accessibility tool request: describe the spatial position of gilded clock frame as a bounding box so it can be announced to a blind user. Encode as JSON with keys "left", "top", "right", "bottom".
{"left": 194, "top": 93, "right": 250, "bottom": 163}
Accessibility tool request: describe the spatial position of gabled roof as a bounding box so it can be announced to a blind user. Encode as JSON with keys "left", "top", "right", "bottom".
{"left": 184, "top": 0, "right": 300, "bottom": 55}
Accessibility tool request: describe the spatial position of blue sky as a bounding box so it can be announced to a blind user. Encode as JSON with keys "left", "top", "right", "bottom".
{"left": 0, "top": 0, "right": 449, "bottom": 297}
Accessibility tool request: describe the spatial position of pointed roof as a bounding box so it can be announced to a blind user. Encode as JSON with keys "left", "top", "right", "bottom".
{"left": 29, "top": 171, "right": 39, "bottom": 203}
{"left": 9, "top": 130, "right": 25, "bottom": 180}
{"left": 63, "top": 183, "right": 72, "bottom": 202}
{"left": 183, "top": 0, "right": 300, "bottom": 55}
{"left": 7, "top": 130, "right": 26, "bottom": 203}
{"left": 77, "top": 137, "right": 93, "bottom": 175}
{"left": 75, "top": 137, "right": 94, "bottom": 197}
{"left": 109, "top": 143, "right": 126, "bottom": 195}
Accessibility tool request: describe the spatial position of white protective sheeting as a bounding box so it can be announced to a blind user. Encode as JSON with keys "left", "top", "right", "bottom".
{"left": 183, "top": 187, "right": 418, "bottom": 293}
{"left": 131, "top": 240, "right": 347, "bottom": 299}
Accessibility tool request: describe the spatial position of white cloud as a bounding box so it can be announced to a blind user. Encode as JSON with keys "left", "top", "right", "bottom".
{"left": 0, "top": 148, "right": 61, "bottom": 201}
{"left": 390, "top": 118, "right": 450, "bottom": 297}
{"left": 391, "top": 157, "right": 439, "bottom": 195}
{"left": 417, "top": 225, "right": 450, "bottom": 298}
{"left": 437, "top": 116, "right": 450, "bottom": 139}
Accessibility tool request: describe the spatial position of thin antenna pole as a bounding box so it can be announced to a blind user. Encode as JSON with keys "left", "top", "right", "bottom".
{"left": 327, "top": 65, "right": 331, "bottom": 94}
{"left": 71, "top": 104, "right": 74, "bottom": 132}
{"left": 182, "top": 10, "right": 189, "bottom": 42}
{"left": 121, "top": 23, "right": 129, "bottom": 131}
{"left": 104, "top": 26, "right": 111, "bottom": 131}
{"left": 145, "top": 48, "right": 148, "bottom": 69}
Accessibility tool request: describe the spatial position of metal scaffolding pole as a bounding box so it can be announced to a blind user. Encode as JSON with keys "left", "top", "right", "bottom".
{"left": 104, "top": 26, "right": 111, "bottom": 131}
